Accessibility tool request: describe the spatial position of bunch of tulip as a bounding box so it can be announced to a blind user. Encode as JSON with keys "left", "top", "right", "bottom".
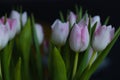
{"left": 50, "top": 8, "right": 120, "bottom": 80}
{"left": 0, "top": 9, "right": 44, "bottom": 80}
{"left": 0, "top": 7, "right": 120, "bottom": 80}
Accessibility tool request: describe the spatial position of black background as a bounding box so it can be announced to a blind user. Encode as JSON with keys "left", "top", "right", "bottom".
{"left": 0, "top": 0, "right": 120, "bottom": 80}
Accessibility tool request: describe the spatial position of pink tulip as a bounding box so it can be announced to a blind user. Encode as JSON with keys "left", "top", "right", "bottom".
{"left": 10, "top": 10, "right": 28, "bottom": 32}
{"left": 35, "top": 23, "right": 44, "bottom": 45}
{"left": 92, "top": 25, "right": 115, "bottom": 51}
{"left": 69, "top": 23, "right": 89, "bottom": 52}
{"left": 68, "top": 11, "right": 77, "bottom": 26}
{"left": 51, "top": 19, "right": 69, "bottom": 46}
{"left": 1, "top": 17, "right": 17, "bottom": 40}
{"left": 10, "top": 10, "right": 21, "bottom": 33}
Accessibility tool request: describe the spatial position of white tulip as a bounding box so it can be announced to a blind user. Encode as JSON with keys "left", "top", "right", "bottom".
{"left": 51, "top": 19, "right": 69, "bottom": 46}
{"left": 35, "top": 23, "right": 44, "bottom": 45}
{"left": 92, "top": 25, "right": 115, "bottom": 51}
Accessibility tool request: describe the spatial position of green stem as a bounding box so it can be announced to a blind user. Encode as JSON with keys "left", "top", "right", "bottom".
{"left": 72, "top": 52, "right": 79, "bottom": 79}
{"left": 88, "top": 51, "right": 97, "bottom": 68}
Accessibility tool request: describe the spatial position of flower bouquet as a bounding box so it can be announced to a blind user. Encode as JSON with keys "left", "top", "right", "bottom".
{"left": 0, "top": 7, "right": 120, "bottom": 80}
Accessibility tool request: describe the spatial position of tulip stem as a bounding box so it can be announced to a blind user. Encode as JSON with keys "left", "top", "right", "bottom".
{"left": 88, "top": 51, "right": 97, "bottom": 68}
{"left": 72, "top": 52, "right": 79, "bottom": 80}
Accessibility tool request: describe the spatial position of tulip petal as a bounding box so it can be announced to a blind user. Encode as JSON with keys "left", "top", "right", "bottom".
{"left": 80, "top": 26, "right": 89, "bottom": 51}
{"left": 69, "top": 24, "right": 82, "bottom": 52}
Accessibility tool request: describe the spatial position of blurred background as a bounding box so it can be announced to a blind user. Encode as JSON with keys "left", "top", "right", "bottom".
{"left": 0, "top": 0, "right": 120, "bottom": 80}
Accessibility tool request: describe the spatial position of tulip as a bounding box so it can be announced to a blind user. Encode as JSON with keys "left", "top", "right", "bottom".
{"left": 10, "top": 10, "right": 21, "bottom": 33}
{"left": 1, "top": 17, "right": 17, "bottom": 40}
{"left": 69, "top": 23, "right": 89, "bottom": 52}
{"left": 21, "top": 11, "right": 27, "bottom": 26}
{"left": 0, "top": 23, "right": 9, "bottom": 50}
{"left": 70, "top": 22, "right": 89, "bottom": 79}
{"left": 92, "top": 25, "right": 115, "bottom": 51}
{"left": 35, "top": 23, "right": 44, "bottom": 45}
{"left": 51, "top": 19, "right": 69, "bottom": 46}
{"left": 68, "top": 11, "right": 77, "bottom": 26}
{"left": 10, "top": 10, "right": 28, "bottom": 33}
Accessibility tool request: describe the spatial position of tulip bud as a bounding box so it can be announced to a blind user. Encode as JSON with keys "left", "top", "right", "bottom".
{"left": 10, "top": 10, "right": 21, "bottom": 33}
{"left": 35, "top": 23, "right": 44, "bottom": 45}
{"left": 92, "top": 25, "right": 115, "bottom": 51}
{"left": 68, "top": 11, "right": 77, "bottom": 26}
{"left": 0, "top": 24, "right": 9, "bottom": 50}
{"left": 51, "top": 19, "right": 69, "bottom": 46}
{"left": 69, "top": 23, "right": 89, "bottom": 52}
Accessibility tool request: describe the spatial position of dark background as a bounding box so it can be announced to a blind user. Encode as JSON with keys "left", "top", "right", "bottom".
{"left": 0, "top": 0, "right": 120, "bottom": 80}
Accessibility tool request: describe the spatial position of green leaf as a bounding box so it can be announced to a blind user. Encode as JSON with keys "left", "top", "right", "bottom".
{"left": 51, "top": 47, "right": 67, "bottom": 80}
{"left": 91, "top": 22, "right": 97, "bottom": 41}
{"left": 59, "top": 11, "right": 65, "bottom": 22}
{"left": 79, "top": 7, "right": 83, "bottom": 21}
{"left": 77, "top": 7, "right": 82, "bottom": 23}
{"left": 14, "top": 57, "right": 21, "bottom": 80}
{"left": 88, "top": 16, "right": 91, "bottom": 35}
{"left": 1, "top": 40, "right": 14, "bottom": 80}
{"left": 104, "top": 16, "right": 110, "bottom": 25}
{"left": 61, "top": 41, "right": 71, "bottom": 79}
{"left": 75, "top": 5, "right": 79, "bottom": 15}
{"left": 31, "top": 14, "right": 42, "bottom": 80}
{"left": 16, "top": 18, "right": 32, "bottom": 60}
{"left": 16, "top": 18, "right": 32, "bottom": 80}
{"left": 80, "top": 27, "right": 120, "bottom": 80}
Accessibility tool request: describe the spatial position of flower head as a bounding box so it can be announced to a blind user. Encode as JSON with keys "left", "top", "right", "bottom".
{"left": 10, "top": 10, "right": 21, "bottom": 33}
{"left": 21, "top": 11, "right": 27, "bottom": 26}
{"left": 69, "top": 23, "right": 89, "bottom": 52}
{"left": 51, "top": 19, "right": 69, "bottom": 46}
{"left": 92, "top": 25, "right": 115, "bottom": 51}
{"left": 10, "top": 10, "right": 28, "bottom": 33}
{"left": 35, "top": 23, "right": 44, "bottom": 45}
